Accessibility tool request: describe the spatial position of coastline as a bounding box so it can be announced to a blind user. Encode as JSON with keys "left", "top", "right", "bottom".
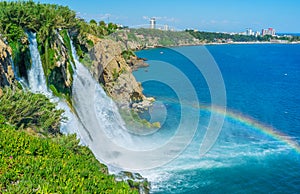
{"left": 204, "top": 41, "right": 300, "bottom": 45}
{"left": 135, "top": 41, "right": 300, "bottom": 51}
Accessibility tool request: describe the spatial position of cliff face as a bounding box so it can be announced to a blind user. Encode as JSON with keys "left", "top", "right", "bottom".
{"left": 0, "top": 38, "right": 14, "bottom": 88}
{"left": 46, "top": 31, "right": 74, "bottom": 95}
{"left": 88, "top": 38, "right": 153, "bottom": 110}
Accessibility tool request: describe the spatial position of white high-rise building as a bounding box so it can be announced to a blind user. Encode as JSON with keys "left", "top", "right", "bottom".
{"left": 246, "top": 28, "right": 254, "bottom": 36}
{"left": 163, "top": 24, "right": 169, "bottom": 31}
{"left": 150, "top": 18, "right": 156, "bottom": 29}
{"left": 255, "top": 31, "right": 261, "bottom": 37}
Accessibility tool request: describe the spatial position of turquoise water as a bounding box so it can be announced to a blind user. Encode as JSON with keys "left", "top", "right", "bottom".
{"left": 134, "top": 44, "right": 300, "bottom": 193}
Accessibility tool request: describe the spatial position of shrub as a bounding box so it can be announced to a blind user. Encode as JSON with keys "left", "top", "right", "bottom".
{"left": 0, "top": 87, "right": 64, "bottom": 135}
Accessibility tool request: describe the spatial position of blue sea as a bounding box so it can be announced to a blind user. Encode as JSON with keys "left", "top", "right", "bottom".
{"left": 134, "top": 44, "right": 300, "bottom": 194}
{"left": 277, "top": 33, "right": 300, "bottom": 37}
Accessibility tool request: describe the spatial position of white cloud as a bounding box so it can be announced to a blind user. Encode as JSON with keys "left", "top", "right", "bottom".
{"left": 142, "top": 16, "right": 179, "bottom": 23}
{"left": 76, "top": 12, "right": 127, "bottom": 23}
{"left": 142, "top": 16, "right": 149, "bottom": 20}
{"left": 98, "top": 13, "right": 111, "bottom": 20}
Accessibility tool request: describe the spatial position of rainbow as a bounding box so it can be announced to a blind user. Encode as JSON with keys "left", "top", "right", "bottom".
{"left": 198, "top": 105, "right": 300, "bottom": 154}
{"left": 154, "top": 99, "right": 300, "bottom": 154}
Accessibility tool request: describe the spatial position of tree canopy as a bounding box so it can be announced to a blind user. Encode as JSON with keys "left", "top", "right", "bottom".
{"left": 0, "top": 0, "right": 77, "bottom": 43}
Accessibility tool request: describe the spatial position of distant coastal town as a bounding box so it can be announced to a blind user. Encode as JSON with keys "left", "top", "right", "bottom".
{"left": 139, "top": 17, "right": 300, "bottom": 44}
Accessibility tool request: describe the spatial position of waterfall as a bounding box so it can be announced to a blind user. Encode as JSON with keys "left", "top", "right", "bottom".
{"left": 26, "top": 32, "right": 84, "bottom": 136}
{"left": 25, "top": 31, "right": 134, "bottom": 169}
{"left": 27, "top": 32, "right": 49, "bottom": 95}
{"left": 70, "top": 41, "right": 133, "bottom": 150}
{"left": 68, "top": 33, "right": 76, "bottom": 71}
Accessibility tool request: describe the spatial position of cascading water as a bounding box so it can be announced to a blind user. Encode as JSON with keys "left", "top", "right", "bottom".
{"left": 70, "top": 41, "right": 135, "bottom": 160}
{"left": 68, "top": 33, "right": 76, "bottom": 71}
{"left": 25, "top": 31, "right": 205, "bottom": 174}
{"left": 26, "top": 32, "right": 84, "bottom": 136}
{"left": 27, "top": 32, "right": 49, "bottom": 95}
{"left": 26, "top": 30, "right": 135, "bottom": 170}
{"left": 27, "top": 30, "right": 190, "bottom": 179}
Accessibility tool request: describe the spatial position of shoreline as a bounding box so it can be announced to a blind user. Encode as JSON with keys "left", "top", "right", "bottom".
{"left": 136, "top": 41, "right": 300, "bottom": 51}
{"left": 204, "top": 41, "right": 300, "bottom": 45}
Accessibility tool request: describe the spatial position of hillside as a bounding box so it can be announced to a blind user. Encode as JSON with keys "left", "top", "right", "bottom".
{"left": 109, "top": 28, "right": 201, "bottom": 50}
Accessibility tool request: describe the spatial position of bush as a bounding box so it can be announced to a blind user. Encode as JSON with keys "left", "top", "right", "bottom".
{"left": 0, "top": 120, "right": 137, "bottom": 193}
{"left": 0, "top": 87, "right": 64, "bottom": 135}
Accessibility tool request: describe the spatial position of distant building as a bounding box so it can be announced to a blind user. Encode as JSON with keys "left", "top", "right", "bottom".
{"left": 262, "top": 28, "right": 276, "bottom": 36}
{"left": 163, "top": 24, "right": 169, "bottom": 31}
{"left": 150, "top": 18, "right": 156, "bottom": 29}
{"left": 246, "top": 28, "right": 254, "bottom": 36}
{"left": 255, "top": 31, "right": 261, "bottom": 37}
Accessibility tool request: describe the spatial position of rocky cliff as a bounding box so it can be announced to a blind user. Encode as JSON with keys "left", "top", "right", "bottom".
{"left": 0, "top": 38, "right": 14, "bottom": 90}
{"left": 46, "top": 30, "right": 74, "bottom": 96}
{"left": 87, "top": 38, "right": 153, "bottom": 111}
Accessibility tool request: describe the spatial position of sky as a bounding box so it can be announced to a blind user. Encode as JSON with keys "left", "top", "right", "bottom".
{"left": 28, "top": 0, "right": 300, "bottom": 33}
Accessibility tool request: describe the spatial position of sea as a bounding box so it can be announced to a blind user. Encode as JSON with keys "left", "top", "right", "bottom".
{"left": 277, "top": 33, "right": 300, "bottom": 37}
{"left": 133, "top": 44, "right": 300, "bottom": 194}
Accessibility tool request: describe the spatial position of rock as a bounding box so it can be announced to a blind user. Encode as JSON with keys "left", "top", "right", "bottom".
{"left": 88, "top": 38, "right": 152, "bottom": 111}
{"left": 0, "top": 38, "right": 14, "bottom": 87}
{"left": 131, "top": 97, "right": 155, "bottom": 112}
{"left": 115, "top": 171, "right": 150, "bottom": 194}
{"left": 54, "top": 33, "right": 73, "bottom": 88}
{"left": 47, "top": 30, "right": 74, "bottom": 95}
{"left": 129, "top": 56, "right": 149, "bottom": 71}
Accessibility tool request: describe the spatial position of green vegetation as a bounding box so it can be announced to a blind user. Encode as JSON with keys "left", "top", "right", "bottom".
{"left": 111, "top": 28, "right": 197, "bottom": 48}
{"left": 59, "top": 29, "right": 75, "bottom": 65}
{"left": 0, "top": 121, "right": 137, "bottom": 193}
{"left": 0, "top": 1, "right": 127, "bottom": 100}
{"left": 74, "top": 19, "right": 121, "bottom": 66}
{"left": 122, "top": 50, "right": 136, "bottom": 60}
{"left": 0, "top": 1, "right": 77, "bottom": 97}
{"left": 119, "top": 108, "right": 161, "bottom": 131}
{"left": 0, "top": 87, "right": 138, "bottom": 193}
{"left": 9, "top": 40, "right": 31, "bottom": 79}
{"left": 186, "top": 30, "right": 295, "bottom": 43}
{"left": 77, "top": 19, "right": 119, "bottom": 38}
{"left": 79, "top": 53, "right": 93, "bottom": 68}
{"left": 0, "top": 1, "right": 76, "bottom": 43}
{"left": 0, "top": 1, "right": 122, "bottom": 98}
{"left": 112, "top": 67, "right": 127, "bottom": 81}
{"left": 0, "top": 87, "right": 63, "bottom": 136}
{"left": 290, "top": 36, "right": 300, "bottom": 42}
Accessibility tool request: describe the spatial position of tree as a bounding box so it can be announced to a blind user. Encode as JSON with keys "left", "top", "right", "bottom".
{"left": 99, "top": 20, "right": 106, "bottom": 27}
{"left": 89, "top": 19, "right": 97, "bottom": 26}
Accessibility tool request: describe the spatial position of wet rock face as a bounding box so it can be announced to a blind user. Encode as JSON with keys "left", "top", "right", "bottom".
{"left": 45, "top": 31, "right": 74, "bottom": 96}
{"left": 53, "top": 34, "right": 72, "bottom": 88}
{"left": 89, "top": 39, "right": 152, "bottom": 110}
{"left": 128, "top": 56, "right": 149, "bottom": 71}
{"left": 0, "top": 38, "right": 14, "bottom": 87}
{"left": 115, "top": 171, "right": 150, "bottom": 194}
